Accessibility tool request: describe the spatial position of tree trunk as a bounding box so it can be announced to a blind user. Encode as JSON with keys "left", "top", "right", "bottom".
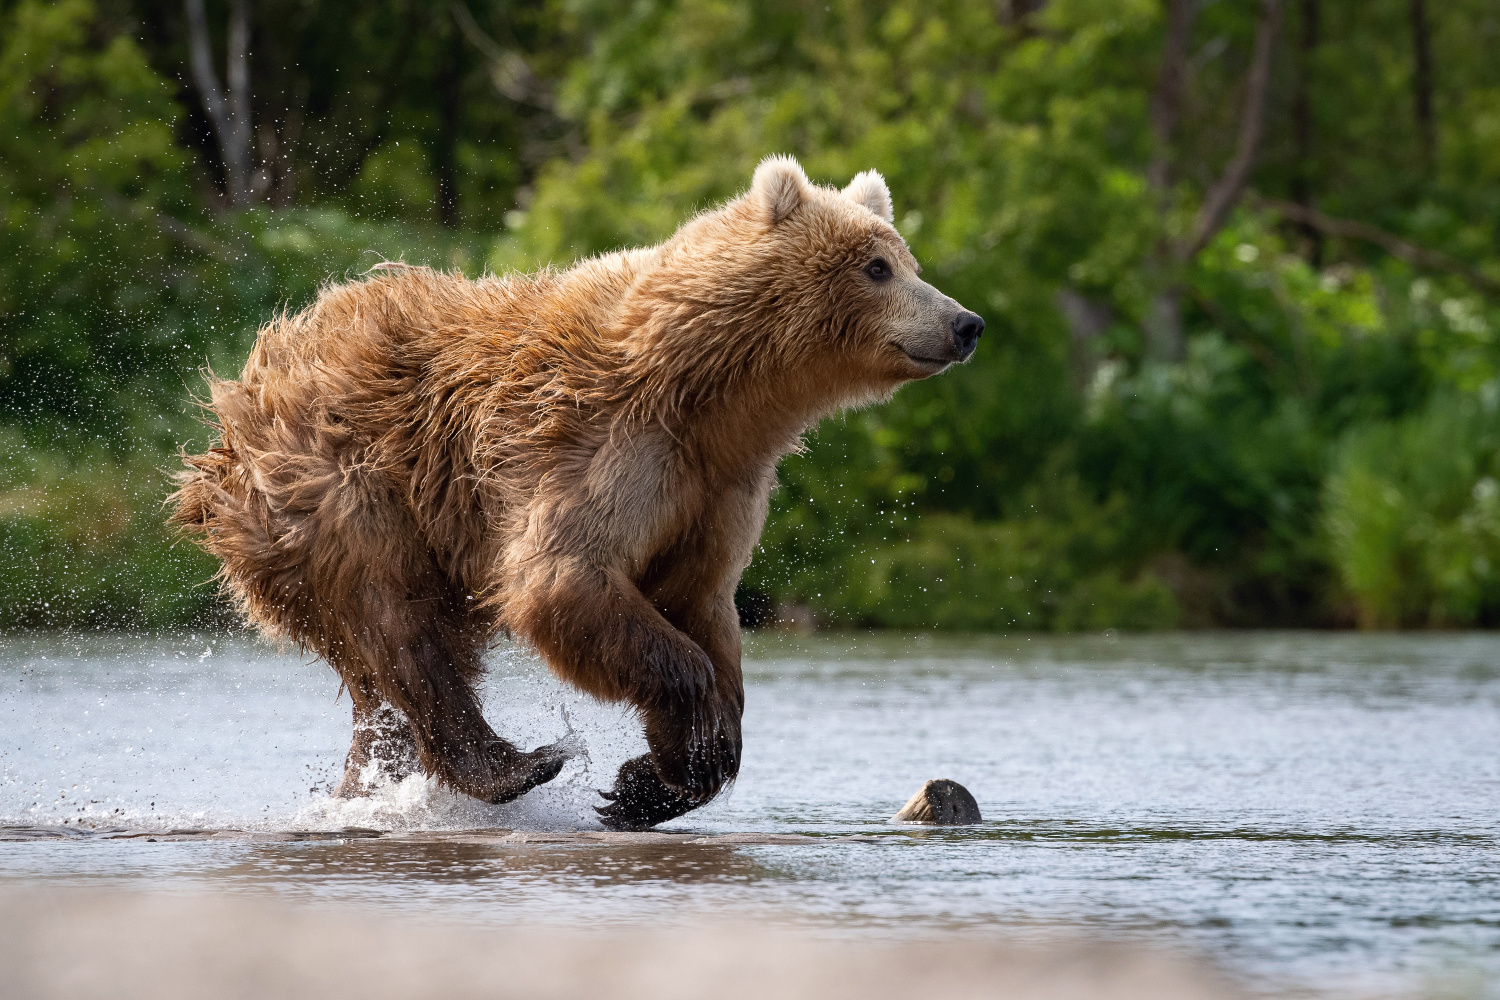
{"left": 1408, "top": 0, "right": 1436, "bottom": 170}
{"left": 319, "top": 1, "right": 421, "bottom": 196}
{"left": 1144, "top": 288, "right": 1184, "bottom": 364}
{"left": 224, "top": 0, "right": 254, "bottom": 196}
{"left": 1147, "top": 0, "right": 1196, "bottom": 196}
{"left": 1187, "top": 0, "right": 1283, "bottom": 257}
{"left": 1143, "top": 0, "right": 1282, "bottom": 362}
{"left": 1142, "top": 0, "right": 1197, "bottom": 363}
{"left": 1291, "top": 0, "right": 1322, "bottom": 264}
{"left": 998, "top": 0, "right": 1044, "bottom": 28}
{"left": 184, "top": 0, "right": 256, "bottom": 207}
{"left": 1056, "top": 288, "right": 1114, "bottom": 389}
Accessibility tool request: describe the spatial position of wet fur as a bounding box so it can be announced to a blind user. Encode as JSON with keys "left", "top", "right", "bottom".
{"left": 169, "top": 157, "right": 969, "bottom": 828}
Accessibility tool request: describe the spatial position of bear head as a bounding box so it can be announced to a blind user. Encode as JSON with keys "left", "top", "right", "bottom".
{"left": 617, "top": 155, "right": 983, "bottom": 421}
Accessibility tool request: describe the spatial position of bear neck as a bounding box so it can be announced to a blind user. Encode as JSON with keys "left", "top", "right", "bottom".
{"left": 646, "top": 357, "right": 877, "bottom": 480}
{"left": 679, "top": 381, "right": 811, "bottom": 473}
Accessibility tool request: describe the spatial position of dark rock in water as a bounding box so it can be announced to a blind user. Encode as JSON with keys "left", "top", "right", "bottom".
{"left": 891, "top": 779, "right": 981, "bottom": 825}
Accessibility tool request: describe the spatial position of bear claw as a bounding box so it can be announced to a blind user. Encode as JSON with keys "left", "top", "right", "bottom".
{"left": 480, "top": 734, "right": 581, "bottom": 804}
{"left": 595, "top": 754, "right": 703, "bottom": 831}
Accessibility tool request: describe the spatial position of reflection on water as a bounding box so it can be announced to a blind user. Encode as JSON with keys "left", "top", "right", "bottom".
{"left": 215, "top": 840, "right": 780, "bottom": 899}
{"left": 1, "top": 629, "right": 1498, "bottom": 995}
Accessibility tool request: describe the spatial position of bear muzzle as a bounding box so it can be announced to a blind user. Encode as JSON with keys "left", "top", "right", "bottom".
{"left": 889, "top": 282, "right": 982, "bottom": 373}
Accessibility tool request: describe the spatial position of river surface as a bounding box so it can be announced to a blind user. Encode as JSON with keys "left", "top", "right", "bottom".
{"left": 1, "top": 630, "right": 1497, "bottom": 996}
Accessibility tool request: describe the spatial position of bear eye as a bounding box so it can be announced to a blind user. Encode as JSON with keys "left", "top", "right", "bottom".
{"left": 865, "top": 258, "right": 892, "bottom": 282}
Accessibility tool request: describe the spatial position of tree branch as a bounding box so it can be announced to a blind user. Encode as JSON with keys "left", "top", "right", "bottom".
{"left": 1147, "top": 0, "right": 1197, "bottom": 194}
{"left": 451, "top": 2, "right": 550, "bottom": 109}
{"left": 1255, "top": 196, "right": 1500, "bottom": 297}
{"left": 98, "top": 190, "right": 240, "bottom": 262}
{"left": 1186, "top": 0, "right": 1283, "bottom": 257}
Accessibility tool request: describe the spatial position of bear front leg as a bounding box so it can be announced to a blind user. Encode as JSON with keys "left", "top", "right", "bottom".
{"left": 595, "top": 755, "right": 703, "bottom": 831}
{"left": 599, "top": 634, "right": 743, "bottom": 830}
{"left": 597, "top": 702, "right": 743, "bottom": 831}
{"left": 507, "top": 558, "right": 743, "bottom": 830}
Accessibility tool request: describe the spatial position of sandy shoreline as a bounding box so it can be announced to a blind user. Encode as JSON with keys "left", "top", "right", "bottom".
{"left": 0, "top": 883, "right": 1244, "bottom": 1000}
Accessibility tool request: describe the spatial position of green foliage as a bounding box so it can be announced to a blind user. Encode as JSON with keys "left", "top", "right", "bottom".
{"left": 0, "top": 427, "right": 221, "bottom": 629}
{"left": 0, "top": 0, "right": 186, "bottom": 430}
{"left": 1326, "top": 389, "right": 1500, "bottom": 627}
{"left": 809, "top": 502, "right": 1179, "bottom": 632}
{"left": 5, "top": 0, "right": 1500, "bottom": 630}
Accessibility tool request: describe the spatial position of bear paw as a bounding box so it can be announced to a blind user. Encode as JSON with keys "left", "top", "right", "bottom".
{"left": 465, "top": 734, "right": 581, "bottom": 805}
{"left": 595, "top": 754, "right": 703, "bottom": 831}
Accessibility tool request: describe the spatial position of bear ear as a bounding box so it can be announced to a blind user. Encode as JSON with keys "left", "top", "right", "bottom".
{"left": 751, "top": 155, "right": 811, "bottom": 226}
{"left": 843, "top": 170, "right": 893, "bottom": 223}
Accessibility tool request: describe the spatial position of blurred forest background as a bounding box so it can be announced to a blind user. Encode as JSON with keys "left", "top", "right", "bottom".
{"left": 4, "top": 0, "right": 1500, "bottom": 632}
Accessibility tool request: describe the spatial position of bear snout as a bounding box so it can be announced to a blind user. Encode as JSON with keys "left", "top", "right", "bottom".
{"left": 951, "top": 311, "right": 984, "bottom": 361}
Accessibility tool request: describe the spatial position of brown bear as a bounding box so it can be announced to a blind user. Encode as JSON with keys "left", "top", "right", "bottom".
{"left": 169, "top": 156, "right": 983, "bottom": 830}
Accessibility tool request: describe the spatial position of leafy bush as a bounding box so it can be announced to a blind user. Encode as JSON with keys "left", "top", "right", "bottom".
{"left": 1326, "top": 389, "right": 1500, "bottom": 626}
{"left": 6, "top": 0, "right": 1500, "bottom": 632}
{"left": 0, "top": 433, "right": 222, "bottom": 629}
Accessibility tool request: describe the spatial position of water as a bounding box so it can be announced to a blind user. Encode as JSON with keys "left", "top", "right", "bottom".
{"left": 1, "top": 629, "right": 1497, "bottom": 996}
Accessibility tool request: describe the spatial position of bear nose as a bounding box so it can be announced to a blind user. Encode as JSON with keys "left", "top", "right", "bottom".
{"left": 951, "top": 311, "right": 984, "bottom": 359}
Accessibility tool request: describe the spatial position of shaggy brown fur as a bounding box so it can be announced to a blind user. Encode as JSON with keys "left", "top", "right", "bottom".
{"left": 169, "top": 156, "right": 982, "bottom": 829}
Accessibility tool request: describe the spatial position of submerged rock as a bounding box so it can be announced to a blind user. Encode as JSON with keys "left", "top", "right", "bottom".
{"left": 891, "top": 779, "right": 982, "bottom": 825}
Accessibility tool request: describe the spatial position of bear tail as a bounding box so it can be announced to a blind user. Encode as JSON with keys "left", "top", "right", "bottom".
{"left": 164, "top": 373, "right": 281, "bottom": 623}
{"left": 167, "top": 373, "right": 238, "bottom": 539}
{"left": 167, "top": 444, "right": 233, "bottom": 534}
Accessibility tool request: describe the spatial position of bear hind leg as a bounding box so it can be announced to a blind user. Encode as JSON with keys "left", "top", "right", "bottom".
{"left": 332, "top": 698, "right": 419, "bottom": 798}
{"left": 194, "top": 443, "right": 575, "bottom": 805}
{"left": 329, "top": 574, "right": 580, "bottom": 806}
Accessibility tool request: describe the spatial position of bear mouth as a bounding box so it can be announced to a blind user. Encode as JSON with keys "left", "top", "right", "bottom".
{"left": 900, "top": 350, "right": 952, "bottom": 371}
